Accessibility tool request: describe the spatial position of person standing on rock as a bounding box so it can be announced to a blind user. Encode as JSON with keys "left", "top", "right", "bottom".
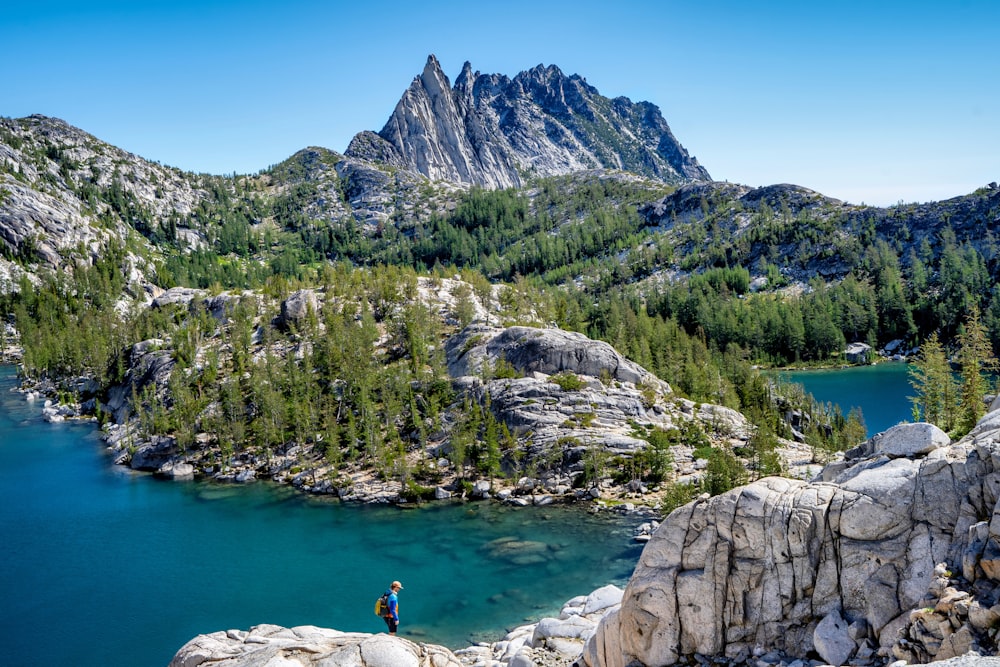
{"left": 383, "top": 580, "right": 403, "bottom": 635}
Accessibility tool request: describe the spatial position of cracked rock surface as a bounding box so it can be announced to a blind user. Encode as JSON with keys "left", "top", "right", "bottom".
{"left": 586, "top": 409, "right": 1000, "bottom": 667}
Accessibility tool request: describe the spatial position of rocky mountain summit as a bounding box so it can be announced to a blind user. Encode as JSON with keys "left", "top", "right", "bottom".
{"left": 346, "top": 55, "right": 710, "bottom": 189}
{"left": 3, "top": 61, "right": 997, "bottom": 306}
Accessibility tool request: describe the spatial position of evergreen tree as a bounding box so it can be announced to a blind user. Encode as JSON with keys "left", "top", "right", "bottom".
{"left": 908, "top": 331, "right": 954, "bottom": 429}
{"left": 956, "top": 306, "right": 998, "bottom": 434}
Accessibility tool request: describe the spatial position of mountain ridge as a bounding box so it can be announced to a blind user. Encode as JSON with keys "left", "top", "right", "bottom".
{"left": 346, "top": 54, "right": 710, "bottom": 188}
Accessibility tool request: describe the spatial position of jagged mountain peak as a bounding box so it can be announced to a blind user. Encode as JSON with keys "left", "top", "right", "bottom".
{"left": 455, "top": 60, "right": 476, "bottom": 92}
{"left": 523, "top": 62, "right": 568, "bottom": 80}
{"left": 346, "top": 55, "right": 709, "bottom": 189}
{"left": 417, "top": 53, "right": 451, "bottom": 94}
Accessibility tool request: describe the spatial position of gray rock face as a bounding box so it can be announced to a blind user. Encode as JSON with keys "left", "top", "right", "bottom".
{"left": 444, "top": 324, "right": 753, "bottom": 483}
{"left": 0, "top": 115, "right": 204, "bottom": 273}
{"left": 585, "top": 405, "right": 1000, "bottom": 667}
{"left": 279, "top": 289, "right": 318, "bottom": 330}
{"left": 349, "top": 55, "right": 710, "bottom": 189}
{"left": 105, "top": 342, "right": 175, "bottom": 423}
{"left": 129, "top": 435, "right": 178, "bottom": 471}
{"left": 331, "top": 145, "right": 468, "bottom": 232}
{"left": 843, "top": 421, "right": 950, "bottom": 462}
{"left": 152, "top": 287, "right": 205, "bottom": 309}
{"left": 446, "top": 324, "right": 662, "bottom": 387}
{"left": 814, "top": 609, "right": 856, "bottom": 666}
{"left": 845, "top": 341, "right": 873, "bottom": 363}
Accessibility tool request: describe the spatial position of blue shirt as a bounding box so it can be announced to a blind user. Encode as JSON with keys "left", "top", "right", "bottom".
{"left": 387, "top": 590, "right": 399, "bottom": 621}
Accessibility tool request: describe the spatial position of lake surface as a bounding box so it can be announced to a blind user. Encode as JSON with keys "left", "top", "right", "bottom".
{"left": 0, "top": 367, "right": 643, "bottom": 667}
{"left": 771, "top": 362, "right": 913, "bottom": 437}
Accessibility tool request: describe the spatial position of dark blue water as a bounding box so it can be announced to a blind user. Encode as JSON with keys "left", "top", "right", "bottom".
{"left": 772, "top": 363, "right": 913, "bottom": 437}
{"left": 0, "top": 367, "right": 643, "bottom": 667}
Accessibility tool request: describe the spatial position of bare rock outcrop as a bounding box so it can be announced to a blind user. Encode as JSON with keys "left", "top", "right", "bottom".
{"left": 169, "top": 625, "right": 464, "bottom": 667}
{"left": 585, "top": 406, "right": 1000, "bottom": 666}
{"left": 279, "top": 289, "right": 318, "bottom": 330}
{"left": 0, "top": 115, "right": 203, "bottom": 274}
{"left": 445, "top": 324, "right": 749, "bottom": 479}
{"left": 170, "top": 588, "right": 624, "bottom": 667}
{"left": 446, "top": 324, "right": 663, "bottom": 388}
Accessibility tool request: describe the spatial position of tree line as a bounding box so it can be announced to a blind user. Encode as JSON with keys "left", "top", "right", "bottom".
{"left": 3, "top": 244, "right": 870, "bottom": 508}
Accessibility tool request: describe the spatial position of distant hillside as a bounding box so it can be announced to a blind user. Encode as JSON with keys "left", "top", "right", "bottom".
{"left": 638, "top": 180, "right": 1000, "bottom": 285}
{"left": 2, "top": 110, "right": 998, "bottom": 315}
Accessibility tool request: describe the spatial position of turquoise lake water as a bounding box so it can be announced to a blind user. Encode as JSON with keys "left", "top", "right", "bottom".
{"left": 0, "top": 367, "right": 644, "bottom": 667}
{"left": 771, "top": 362, "right": 913, "bottom": 437}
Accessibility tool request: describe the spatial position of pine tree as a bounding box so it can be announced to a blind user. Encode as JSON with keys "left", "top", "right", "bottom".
{"left": 956, "top": 306, "right": 998, "bottom": 434}
{"left": 908, "top": 331, "right": 954, "bottom": 429}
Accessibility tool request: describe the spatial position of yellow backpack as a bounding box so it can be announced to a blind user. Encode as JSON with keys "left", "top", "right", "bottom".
{"left": 374, "top": 591, "right": 390, "bottom": 617}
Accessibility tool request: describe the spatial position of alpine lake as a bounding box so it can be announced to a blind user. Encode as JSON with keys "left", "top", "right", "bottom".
{"left": 0, "top": 362, "right": 914, "bottom": 666}
{"left": 770, "top": 361, "right": 914, "bottom": 438}
{"left": 0, "top": 366, "right": 643, "bottom": 667}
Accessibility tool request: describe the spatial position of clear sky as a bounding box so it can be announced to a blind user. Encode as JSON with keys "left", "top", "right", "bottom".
{"left": 3, "top": 0, "right": 997, "bottom": 206}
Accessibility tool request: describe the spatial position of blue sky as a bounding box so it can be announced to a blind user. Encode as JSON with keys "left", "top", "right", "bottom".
{"left": 3, "top": 0, "right": 997, "bottom": 206}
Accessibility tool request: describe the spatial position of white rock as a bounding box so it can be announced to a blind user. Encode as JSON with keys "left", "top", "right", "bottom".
{"left": 814, "top": 609, "right": 856, "bottom": 666}
{"left": 358, "top": 634, "right": 420, "bottom": 667}
{"left": 532, "top": 615, "right": 594, "bottom": 644}
{"left": 873, "top": 422, "right": 950, "bottom": 458}
{"left": 507, "top": 649, "right": 536, "bottom": 667}
{"left": 582, "top": 585, "right": 623, "bottom": 615}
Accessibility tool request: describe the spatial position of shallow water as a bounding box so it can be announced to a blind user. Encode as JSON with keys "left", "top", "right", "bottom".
{"left": 0, "top": 367, "right": 643, "bottom": 666}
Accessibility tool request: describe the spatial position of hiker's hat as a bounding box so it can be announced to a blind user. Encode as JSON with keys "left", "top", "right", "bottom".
{"left": 392, "top": 580, "right": 403, "bottom": 589}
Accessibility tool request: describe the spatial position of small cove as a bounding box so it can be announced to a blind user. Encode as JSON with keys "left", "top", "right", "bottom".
{"left": 0, "top": 367, "right": 644, "bottom": 666}
{"left": 770, "top": 362, "right": 914, "bottom": 437}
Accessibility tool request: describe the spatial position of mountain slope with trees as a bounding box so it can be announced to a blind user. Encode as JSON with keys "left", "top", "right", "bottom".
{"left": 2, "top": 56, "right": 999, "bottom": 511}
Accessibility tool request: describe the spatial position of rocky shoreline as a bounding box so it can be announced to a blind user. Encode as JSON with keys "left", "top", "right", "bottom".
{"left": 168, "top": 575, "right": 1000, "bottom": 667}
{"left": 2, "top": 321, "right": 765, "bottom": 511}
{"left": 169, "top": 585, "right": 626, "bottom": 667}
{"left": 168, "top": 410, "right": 1000, "bottom": 667}
{"left": 15, "top": 375, "right": 673, "bottom": 527}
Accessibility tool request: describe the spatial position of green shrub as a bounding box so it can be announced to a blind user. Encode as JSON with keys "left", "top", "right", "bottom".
{"left": 692, "top": 445, "right": 716, "bottom": 460}
{"left": 401, "top": 480, "right": 437, "bottom": 502}
{"left": 660, "top": 481, "right": 700, "bottom": 515}
{"left": 493, "top": 357, "right": 522, "bottom": 379}
{"left": 702, "top": 449, "right": 747, "bottom": 497}
{"left": 551, "top": 371, "right": 585, "bottom": 391}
